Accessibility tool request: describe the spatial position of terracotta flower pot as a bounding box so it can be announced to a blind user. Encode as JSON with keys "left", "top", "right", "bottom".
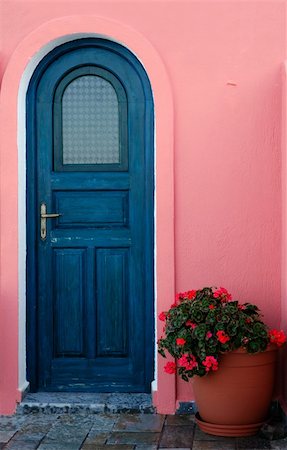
{"left": 192, "top": 345, "right": 278, "bottom": 436}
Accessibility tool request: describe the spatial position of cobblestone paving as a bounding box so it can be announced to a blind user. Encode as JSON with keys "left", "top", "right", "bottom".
{"left": 0, "top": 412, "right": 287, "bottom": 449}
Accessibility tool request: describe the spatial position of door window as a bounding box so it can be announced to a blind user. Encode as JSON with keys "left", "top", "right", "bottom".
{"left": 53, "top": 67, "right": 128, "bottom": 171}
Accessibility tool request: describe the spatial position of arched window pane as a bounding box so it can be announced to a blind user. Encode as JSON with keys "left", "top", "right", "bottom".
{"left": 62, "top": 75, "right": 120, "bottom": 165}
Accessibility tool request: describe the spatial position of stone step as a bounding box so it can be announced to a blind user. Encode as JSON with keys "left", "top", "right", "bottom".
{"left": 17, "top": 392, "right": 155, "bottom": 415}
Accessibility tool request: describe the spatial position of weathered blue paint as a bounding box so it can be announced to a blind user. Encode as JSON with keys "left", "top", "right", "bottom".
{"left": 26, "top": 39, "right": 154, "bottom": 392}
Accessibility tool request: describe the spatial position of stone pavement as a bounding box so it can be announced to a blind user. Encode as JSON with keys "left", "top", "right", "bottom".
{"left": 0, "top": 412, "right": 287, "bottom": 450}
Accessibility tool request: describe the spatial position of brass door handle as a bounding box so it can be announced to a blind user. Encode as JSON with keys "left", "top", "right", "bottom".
{"left": 41, "top": 213, "right": 61, "bottom": 219}
{"left": 40, "top": 203, "right": 61, "bottom": 240}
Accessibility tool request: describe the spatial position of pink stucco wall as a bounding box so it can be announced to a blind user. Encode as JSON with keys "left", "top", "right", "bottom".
{"left": 281, "top": 59, "right": 287, "bottom": 414}
{"left": 0, "top": 0, "right": 286, "bottom": 415}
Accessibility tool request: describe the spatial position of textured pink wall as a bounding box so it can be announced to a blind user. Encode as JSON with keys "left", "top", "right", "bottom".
{"left": 0, "top": 0, "right": 285, "bottom": 414}
{"left": 281, "top": 61, "right": 287, "bottom": 413}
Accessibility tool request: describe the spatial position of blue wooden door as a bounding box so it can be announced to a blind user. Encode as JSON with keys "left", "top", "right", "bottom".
{"left": 27, "top": 39, "right": 154, "bottom": 392}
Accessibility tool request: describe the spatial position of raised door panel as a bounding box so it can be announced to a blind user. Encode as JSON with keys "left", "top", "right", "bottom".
{"left": 54, "top": 191, "right": 129, "bottom": 228}
{"left": 96, "top": 249, "right": 129, "bottom": 357}
{"left": 53, "top": 249, "right": 86, "bottom": 357}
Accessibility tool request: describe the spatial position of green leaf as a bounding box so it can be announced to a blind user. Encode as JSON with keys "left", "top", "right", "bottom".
{"left": 194, "top": 324, "right": 207, "bottom": 339}
{"left": 158, "top": 348, "right": 166, "bottom": 358}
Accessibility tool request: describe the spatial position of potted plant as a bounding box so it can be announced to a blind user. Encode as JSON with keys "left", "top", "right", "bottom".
{"left": 158, "top": 287, "right": 286, "bottom": 436}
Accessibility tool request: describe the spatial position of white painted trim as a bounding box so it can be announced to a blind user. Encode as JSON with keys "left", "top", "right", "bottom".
{"left": 18, "top": 33, "right": 157, "bottom": 392}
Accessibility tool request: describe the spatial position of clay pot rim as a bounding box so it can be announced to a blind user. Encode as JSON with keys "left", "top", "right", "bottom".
{"left": 220, "top": 343, "right": 277, "bottom": 355}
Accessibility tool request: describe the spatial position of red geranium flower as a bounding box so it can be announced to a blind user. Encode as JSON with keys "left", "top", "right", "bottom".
{"left": 206, "top": 331, "right": 212, "bottom": 339}
{"left": 186, "top": 290, "right": 197, "bottom": 300}
{"left": 178, "top": 354, "right": 198, "bottom": 370}
{"left": 202, "top": 355, "right": 218, "bottom": 372}
{"left": 269, "top": 329, "right": 287, "bottom": 347}
{"left": 238, "top": 304, "right": 246, "bottom": 310}
{"left": 176, "top": 291, "right": 189, "bottom": 303}
{"left": 176, "top": 338, "right": 186, "bottom": 346}
{"left": 209, "top": 304, "right": 215, "bottom": 310}
{"left": 216, "top": 330, "right": 230, "bottom": 344}
{"left": 186, "top": 320, "right": 197, "bottom": 329}
{"left": 213, "top": 287, "right": 232, "bottom": 302}
{"left": 164, "top": 362, "right": 177, "bottom": 374}
{"left": 158, "top": 312, "right": 166, "bottom": 321}
{"left": 176, "top": 290, "right": 197, "bottom": 301}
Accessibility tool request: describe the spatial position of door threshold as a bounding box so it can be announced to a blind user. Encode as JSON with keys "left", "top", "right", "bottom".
{"left": 17, "top": 392, "right": 155, "bottom": 415}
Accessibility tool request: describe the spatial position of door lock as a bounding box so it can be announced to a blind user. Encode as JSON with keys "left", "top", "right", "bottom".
{"left": 40, "top": 203, "right": 61, "bottom": 240}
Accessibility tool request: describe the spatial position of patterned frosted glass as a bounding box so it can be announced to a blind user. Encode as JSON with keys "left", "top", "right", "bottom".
{"left": 62, "top": 76, "right": 120, "bottom": 165}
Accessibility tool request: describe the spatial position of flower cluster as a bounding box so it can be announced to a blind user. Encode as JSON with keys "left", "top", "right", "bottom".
{"left": 202, "top": 355, "right": 218, "bottom": 372}
{"left": 178, "top": 354, "right": 198, "bottom": 370}
{"left": 157, "top": 287, "right": 286, "bottom": 381}
{"left": 269, "top": 329, "right": 286, "bottom": 347}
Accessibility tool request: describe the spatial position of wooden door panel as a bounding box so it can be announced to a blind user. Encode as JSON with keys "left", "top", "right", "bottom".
{"left": 53, "top": 249, "right": 86, "bottom": 357}
{"left": 54, "top": 191, "right": 129, "bottom": 228}
{"left": 96, "top": 248, "right": 129, "bottom": 357}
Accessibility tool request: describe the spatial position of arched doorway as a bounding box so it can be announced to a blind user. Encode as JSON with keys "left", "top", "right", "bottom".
{"left": 26, "top": 38, "right": 154, "bottom": 392}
